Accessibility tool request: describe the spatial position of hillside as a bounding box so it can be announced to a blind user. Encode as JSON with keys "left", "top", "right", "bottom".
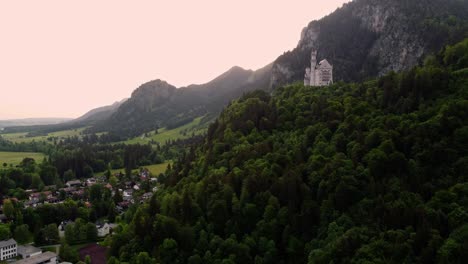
{"left": 271, "top": 0, "right": 468, "bottom": 87}
{"left": 74, "top": 99, "right": 127, "bottom": 123}
{"left": 89, "top": 65, "right": 272, "bottom": 138}
{"left": 108, "top": 39, "right": 468, "bottom": 263}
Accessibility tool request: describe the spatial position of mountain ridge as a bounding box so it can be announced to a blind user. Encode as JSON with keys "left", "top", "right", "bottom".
{"left": 4, "top": 0, "right": 468, "bottom": 139}
{"left": 0, "top": 118, "right": 72, "bottom": 129}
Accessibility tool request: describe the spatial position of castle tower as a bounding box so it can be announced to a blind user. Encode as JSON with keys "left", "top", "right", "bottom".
{"left": 310, "top": 50, "right": 317, "bottom": 86}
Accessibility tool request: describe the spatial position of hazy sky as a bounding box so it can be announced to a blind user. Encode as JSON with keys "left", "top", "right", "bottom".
{"left": 0, "top": 0, "right": 349, "bottom": 119}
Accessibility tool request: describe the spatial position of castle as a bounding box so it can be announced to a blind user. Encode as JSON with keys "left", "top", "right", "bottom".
{"left": 304, "top": 50, "right": 333, "bottom": 86}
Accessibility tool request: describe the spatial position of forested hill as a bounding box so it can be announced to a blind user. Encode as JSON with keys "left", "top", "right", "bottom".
{"left": 271, "top": 0, "right": 468, "bottom": 87}
{"left": 108, "top": 39, "right": 468, "bottom": 263}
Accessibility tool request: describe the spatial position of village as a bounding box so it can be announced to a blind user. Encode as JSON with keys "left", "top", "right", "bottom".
{"left": 0, "top": 168, "right": 161, "bottom": 264}
{"left": 20, "top": 168, "right": 157, "bottom": 212}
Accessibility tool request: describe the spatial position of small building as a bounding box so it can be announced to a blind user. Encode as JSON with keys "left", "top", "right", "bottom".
{"left": 96, "top": 223, "right": 117, "bottom": 237}
{"left": 17, "top": 245, "right": 42, "bottom": 259}
{"left": 123, "top": 189, "right": 133, "bottom": 197}
{"left": 29, "top": 191, "right": 51, "bottom": 202}
{"left": 65, "top": 180, "right": 81, "bottom": 188}
{"left": 149, "top": 177, "right": 158, "bottom": 183}
{"left": 142, "top": 192, "right": 152, "bottom": 200}
{"left": 14, "top": 251, "right": 57, "bottom": 264}
{"left": 86, "top": 178, "right": 96, "bottom": 186}
{"left": 0, "top": 238, "right": 17, "bottom": 261}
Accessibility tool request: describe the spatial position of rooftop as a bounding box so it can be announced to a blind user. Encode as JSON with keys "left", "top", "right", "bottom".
{"left": 17, "top": 245, "right": 42, "bottom": 256}
{"left": 0, "top": 238, "right": 16, "bottom": 248}
{"left": 14, "top": 251, "right": 57, "bottom": 264}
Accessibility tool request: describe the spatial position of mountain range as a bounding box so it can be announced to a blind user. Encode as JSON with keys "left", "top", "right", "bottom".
{"left": 0, "top": 118, "right": 72, "bottom": 130}
{"left": 2, "top": 0, "right": 468, "bottom": 138}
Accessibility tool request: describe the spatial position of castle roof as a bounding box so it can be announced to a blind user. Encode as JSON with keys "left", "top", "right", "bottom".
{"left": 318, "top": 59, "right": 332, "bottom": 68}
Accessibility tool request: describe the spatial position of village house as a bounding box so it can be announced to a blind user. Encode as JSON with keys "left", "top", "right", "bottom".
{"left": 28, "top": 192, "right": 52, "bottom": 204}
{"left": 23, "top": 200, "right": 37, "bottom": 208}
{"left": 123, "top": 189, "right": 133, "bottom": 197}
{"left": 86, "top": 178, "right": 96, "bottom": 186}
{"left": 96, "top": 223, "right": 117, "bottom": 237}
{"left": 117, "top": 201, "right": 131, "bottom": 212}
{"left": 140, "top": 192, "right": 153, "bottom": 203}
{"left": 65, "top": 180, "right": 81, "bottom": 188}
{"left": 123, "top": 181, "right": 133, "bottom": 189}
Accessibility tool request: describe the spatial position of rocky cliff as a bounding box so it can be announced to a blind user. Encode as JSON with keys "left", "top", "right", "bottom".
{"left": 271, "top": 0, "right": 468, "bottom": 87}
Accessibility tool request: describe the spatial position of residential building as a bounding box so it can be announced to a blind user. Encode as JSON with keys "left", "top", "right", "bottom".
{"left": 0, "top": 238, "right": 17, "bottom": 261}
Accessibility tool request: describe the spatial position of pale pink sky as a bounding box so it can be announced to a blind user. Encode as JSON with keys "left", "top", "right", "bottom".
{"left": 0, "top": 0, "right": 349, "bottom": 119}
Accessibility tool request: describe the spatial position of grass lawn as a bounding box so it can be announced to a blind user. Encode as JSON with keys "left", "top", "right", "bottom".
{"left": 0, "top": 151, "right": 45, "bottom": 165}
{"left": 1, "top": 127, "right": 87, "bottom": 143}
{"left": 123, "top": 116, "right": 207, "bottom": 145}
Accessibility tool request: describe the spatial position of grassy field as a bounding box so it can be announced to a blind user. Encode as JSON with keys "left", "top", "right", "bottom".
{"left": 0, "top": 151, "right": 45, "bottom": 165}
{"left": 1, "top": 127, "right": 87, "bottom": 143}
{"left": 97, "top": 161, "right": 171, "bottom": 177}
{"left": 143, "top": 162, "right": 171, "bottom": 175}
{"left": 123, "top": 116, "right": 207, "bottom": 145}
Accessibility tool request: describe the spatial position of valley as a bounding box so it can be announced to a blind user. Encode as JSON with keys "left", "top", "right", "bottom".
{"left": 1, "top": 1, "right": 468, "bottom": 263}
{"left": 1, "top": 127, "right": 87, "bottom": 143}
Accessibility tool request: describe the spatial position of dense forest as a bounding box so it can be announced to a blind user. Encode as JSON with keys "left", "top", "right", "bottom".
{"left": 106, "top": 39, "right": 468, "bottom": 263}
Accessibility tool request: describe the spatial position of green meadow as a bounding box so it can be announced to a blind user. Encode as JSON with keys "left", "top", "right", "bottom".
{"left": 97, "top": 161, "right": 171, "bottom": 177}
{"left": 123, "top": 116, "right": 207, "bottom": 145}
{"left": 1, "top": 127, "right": 87, "bottom": 143}
{"left": 0, "top": 151, "right": 45, "bottom": 165}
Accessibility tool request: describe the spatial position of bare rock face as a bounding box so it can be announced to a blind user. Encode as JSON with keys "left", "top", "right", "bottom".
{"left": 130, "top": 80, "right": 177, "bottom": 112}
{"left": 271, "top": 0, "right": 468, "bottom": 88}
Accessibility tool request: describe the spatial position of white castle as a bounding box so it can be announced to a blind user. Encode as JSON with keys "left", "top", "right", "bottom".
{"left": 304, "top": 50, "right": 333, "bottom": 86}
